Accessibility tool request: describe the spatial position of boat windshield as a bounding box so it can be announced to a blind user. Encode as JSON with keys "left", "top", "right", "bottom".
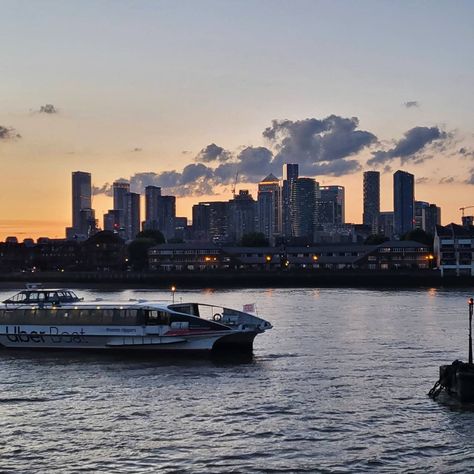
{"left": 2, "top": 290, "right": 81, "bottom": 304}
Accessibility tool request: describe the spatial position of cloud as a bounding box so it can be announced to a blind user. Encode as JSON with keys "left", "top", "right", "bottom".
{"left": 416, "top": 177, "right": 430, "bottom": 184}
{"left": 0, "top": 125, "right": 21, "bottom": 140}
{"left": 404, "top": 101, "right": 419, "bottom": 108}
{"left": 263, "top": 115, "right": 377, "bottom": 175}
{"left": 92, "top": 183, "right": 112, "bottom": 196}
{"left": 368, "top": 126, "right": 447, "bottom": 166}
{"left": 459, "top": 147, "right": 474, "bottom": 159}
{"left": 465, "top": 169, "right": 474, "bottom": 185}
{"left": 38, "top": 104, "right": 58, "bottom": 114}
{"left": 439, "top": 176, "right": 455, "bottom": 184}
{"left": 195, "top": 143, "right": 231, "bottom": 162}
{"left": 131, "top": 147, "right": 142, "bottom": 152}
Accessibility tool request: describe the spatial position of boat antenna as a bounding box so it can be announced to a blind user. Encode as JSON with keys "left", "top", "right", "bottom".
{"left": 469, "top": 298, "right": 473, "bottom": 365}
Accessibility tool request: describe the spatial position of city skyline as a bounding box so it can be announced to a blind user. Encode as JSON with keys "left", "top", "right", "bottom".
{"left": 0, "top": 1, "right": 473, "bottom": 239}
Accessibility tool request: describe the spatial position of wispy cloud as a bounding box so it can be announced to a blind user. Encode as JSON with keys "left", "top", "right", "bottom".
{"left": 403, "top": 101, "right": 420, "bottom": 108}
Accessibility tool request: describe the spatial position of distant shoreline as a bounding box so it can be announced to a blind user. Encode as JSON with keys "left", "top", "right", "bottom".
{"left": 0, "top": 270, "right": 472, "bottom": 290}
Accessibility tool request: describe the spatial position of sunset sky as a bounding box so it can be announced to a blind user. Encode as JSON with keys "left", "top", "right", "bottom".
{"left": 0, "top": 0, "right": 473, "bottom": 240}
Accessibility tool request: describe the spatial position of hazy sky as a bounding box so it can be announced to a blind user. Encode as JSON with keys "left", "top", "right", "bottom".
{"left": 0, "top": 0, "right": 473, "bottom": 239}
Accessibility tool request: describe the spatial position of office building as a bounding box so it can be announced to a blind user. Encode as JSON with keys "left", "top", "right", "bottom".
{"left": 192, "top": 201, "right": 229, "bottom": 243}
{"left": 71, "top": 171, "right": 92, "bottom": 236}
{"left": 103, "top": 210, "right": 122, "bottom": 233}
{"left": 363, "top": 171, "right": 380, "bottom": 233}
{"left": 393, "top": 170, "right": 415, "bottom": 237}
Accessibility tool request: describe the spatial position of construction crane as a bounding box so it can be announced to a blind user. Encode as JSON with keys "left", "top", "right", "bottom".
{"left": 460, "top": 206, "right": 474, "bottom": 217}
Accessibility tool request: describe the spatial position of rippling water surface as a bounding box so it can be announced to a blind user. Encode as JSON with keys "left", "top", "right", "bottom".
{"left": 1, "top": 287, "right": 474, "bottom": 473}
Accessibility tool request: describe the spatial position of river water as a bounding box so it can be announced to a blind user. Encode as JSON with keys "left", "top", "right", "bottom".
{"left": 0, "top": 287, "right": 473, "bottom": 473}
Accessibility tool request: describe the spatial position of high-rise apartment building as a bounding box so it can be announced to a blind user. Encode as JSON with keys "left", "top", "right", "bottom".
{"left": 144, "top": 186, "right": 162, "bottom": 226}
{"left": 393, "top": 170, "right": 415, "bottom": 237}
{"left": 113, "top": 181, "right": 130, "bottom": 213}
{"left": 363, "top": 171, "right": 380, "bottom": 233}
{"left": 281, "top": 163, "right": 299, "bottom": 238}
{"left": 192, "top": 202, "right": 229, "bottom": 243}
{"left": 422, "top": 204, "right": 441, "bottom": 236}
{"left": 125, "top": 192, "right": 141, "bottom": 240}
{"left": 257, "top": 173, "right": 280, "bottom": 243}
{"left": 319, "top": 185, "right": 345, "bottom": 225}
{"left": 291, "top": 177, "right": 319, "bottom": 241}
{"left": 228, "top": 190, "right": 257, "bottom": 243}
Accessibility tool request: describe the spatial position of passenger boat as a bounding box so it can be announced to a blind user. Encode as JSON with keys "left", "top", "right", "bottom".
{"left": 0, "top": 288, "right": 272, "bottom": 354}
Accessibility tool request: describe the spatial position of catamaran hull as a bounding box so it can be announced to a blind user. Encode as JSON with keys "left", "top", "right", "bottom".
{"left": 0, "top": 326, "right": 258, "bottom": 353}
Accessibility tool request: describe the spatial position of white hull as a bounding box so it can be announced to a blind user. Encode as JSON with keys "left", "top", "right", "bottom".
{"left": 0, "top": 324, "right": 257, "bottom": 352}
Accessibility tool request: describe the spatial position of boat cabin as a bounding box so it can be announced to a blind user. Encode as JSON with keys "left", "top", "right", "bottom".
{"left": 2, "top": 289, "right": 82, "bottom": 305}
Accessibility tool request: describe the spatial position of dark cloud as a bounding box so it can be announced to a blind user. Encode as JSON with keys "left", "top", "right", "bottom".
{"left": 263, "top": 115, "right": 376, "bottom": 176}
{"left": 39, "top": 104, "right": 58, "bottom": 114}
{"left": 195, "top": 143, "right": 231, "bottom": 162}
{"left": 0, "top": 125, "right": 21, "bottom": 140}
{"left": 465, "top": 169, "right": 474, "bottom": 185}
{"left": 92, "top": 183, "right": 112, "bottom": 196}
{"left": 404, "top": 101, "right": 419, "bottom": 108}
{"left": 132, "top": 147, "right": 142, "bottom": 152}
{"left": 235, "top": 147, "right": 275, "bottom": 179}
{"left": 368, "top": 126, "right": 447, "bottom": 166}
{"left": 459, "top": 147, "right": 474, "bottom": 159}
{"left": 439, "top": 176, "right": 455, "bottom": 184}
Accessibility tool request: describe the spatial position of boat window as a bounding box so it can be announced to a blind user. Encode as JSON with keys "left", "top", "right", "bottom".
{"left": 147, "top": 310, "right": 170, "bottom": 325}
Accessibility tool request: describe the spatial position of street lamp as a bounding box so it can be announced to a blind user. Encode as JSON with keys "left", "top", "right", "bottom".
{"left": 171, "top": 285, "right": 176, "bottom": 303}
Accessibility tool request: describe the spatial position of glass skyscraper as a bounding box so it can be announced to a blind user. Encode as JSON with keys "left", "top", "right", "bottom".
{"left": 393, "top": 170, "right": 415, "bottom": 237}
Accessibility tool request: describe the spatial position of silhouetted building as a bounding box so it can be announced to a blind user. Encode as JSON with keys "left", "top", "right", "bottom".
{"left": 192, "top": 201, "right": 229, "bottom": 243}
{"left": 319, "top": 185, "right": 345, "bottom": 225}
{"left": 281, "top": 163, "right": 299, "bottom": 238}
{"left": 423, "top": 204, "right": 441, "bottom": 236}
{"left": 257, "top": 173, "right": 280, "bottom": 243}
{"left": 291, "top": 177, "right": 319, "bottom": 242}
{"left": 103, "top": 209, "right": 122, "bottom": 233}
{"left": 70, "top": 171, "right": 92, "bottom": 238}
{"left": 112, "top": 180, "right": 130, "bottom": 235}
{"left": 144, "top": 185, "right": 162, "bottom": 227}
{"left": 144, "top": 186, "right": 176, "bottom": 240}
{"left": 228, "top": 190, "right": 257, "bottom": 243}
{"left": 363, "top": 171, "right": 380, "bottom": 233}
{"left": 414, "top": 201, "right": 429, "bottom": 230}
{"left": 379, "top": 211, "right": 394, "bottom": 239}
{"left": 125, "top": 192, "right": 141, "bottom": 240}
{"left": 80, "top": 231, "right": 126, "bottom": 271}
{"left": 393, "top": 170, "right": 414, "bottom": 237}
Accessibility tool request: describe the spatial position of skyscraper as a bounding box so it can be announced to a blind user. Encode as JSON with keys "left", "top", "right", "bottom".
{"left": 71, "top": 171, "right": 92, "bottom": 233}
{"left": 291, "top": 177, "right": 319, "bottom": 241}
{"left": 363, "top": 171, "right": 380, "bottom": 233}
{"left": 144, "top": 185, "right": 162, "bottom": 227}
{"left": 281, "top": 163, "right": 299, "bottom": 238}
{"left": 319, "top": 185, "right": 345, "bottom": 225}
{"left": 113, "top": 181, "right": 130, "bottom": 213}
{"left": 228, "top": 190, "right": 257, "bottom": 243}
{"left": 125, "top": 192, "right": 141, "bottom": 240}
{"left": 257, "top": 173, "right": 280, "bottom": 242}
{"left": 393, "top": 170, "right": 415, "bottom": 237}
